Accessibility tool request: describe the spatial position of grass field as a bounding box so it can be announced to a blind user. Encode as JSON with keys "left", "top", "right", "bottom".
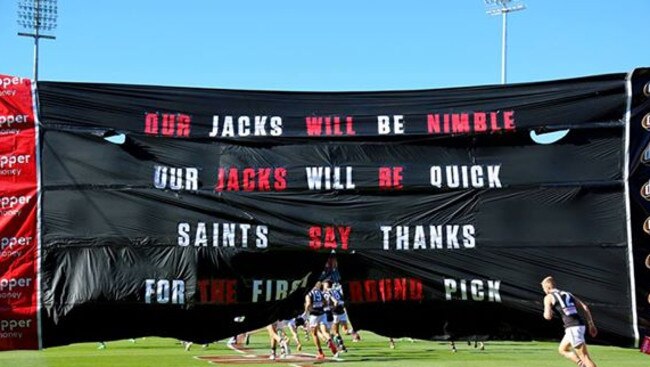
{"left": 0, "top": 332, "right": 646, "bottom": 367}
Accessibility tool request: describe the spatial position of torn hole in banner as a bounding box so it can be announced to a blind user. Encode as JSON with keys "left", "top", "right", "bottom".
{"left": 529, "top": 129, "right": 570, "bottom": 145}
{"left": 103, "top": 131, "right": 127, "bottom": 145}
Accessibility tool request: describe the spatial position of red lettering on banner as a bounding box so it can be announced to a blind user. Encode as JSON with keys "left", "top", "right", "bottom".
{"left": 378, "top": 167, "right": 403, "bottom": 190}
{"left": 349, "top": 281, "right": 363, "bottom": 302}
{"left": 257, "top": 169, "right": 271, "bottom": 191}
{"left": 274, "top": 169, "right": 287, "bottom": 190}
{"left": 364, "top": 280, "right": 378, "bottom": 302}
{"left": 162, "top": 114, "right": 175, "bottom": 136}
{"left": 324, "top": 227, "right": 337, "bottom": 249}
{"left": 216, "top": 168, "right": 225, "bottom": 191}
{"left": 242, "top": 168, "right": 255, "bottom": 191}
{"left": 306, "top": 117, "right": 323, "bottom": 136}
{"left": 452, "top": 113, "right": 470, "bottom": 133}
{"left": 145, "top": 113, "right": 159, "bottom": 134}
{"left": 490, "top": 112, "right": 501, "bottom": 131}
{"left": 144, "top": 112, "right": 191, "bottom": 137}
{"left": 427, "top": 114, "right": 441, "bottom": 134}
{"left": 338, "top": 226, "right": 351, "bottom": 250}
{"left": 307, "top": 226, "right": 351, "bottom": 250}
{"left": 0, "top": 74, "right": 38, "bottom": 350}
{"left": 227, "top": 169, "right": 240, "bottom": 191}
{"left": 176, "top": 114, "right": 191, "bottom": 137}
{"left": 347, "top": 278, "right": 423, "bottom": 303}
{"left": 305, "top": 116, "right": 356, "bottom": 136}
{"left": 410, "top": 278, "right": 423, "bottom": 300}
{"left": 378, "top": 279, "right": 393, "bottom": 301}
{"left": 394, "top": 278, "right": 407, "bottom": 301}
{"left": 345, "top": 117, "right": 356, "bottom": 135}
{"left": 198, "top": 279, "right": 237, "bottom": 305}
{"left": 427, "top": 111, "right": 515, "bottom": 135}
{"left": 324, "top": 117, "right": 332, "bottom": 135}
{"left": 474, "top": 112, "right": 487, "bottom": 132}
{"left": 215, "top": 168, "right": 287, "bottom": 192}
{"left": 503, "top": 110, "right": 515, "bottom": 130}
{"left": 308, "top": 227, "right": 322, "bottom": 250}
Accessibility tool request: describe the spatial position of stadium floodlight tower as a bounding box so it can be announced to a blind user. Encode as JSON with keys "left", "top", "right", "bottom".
{"left": 484, "top": 0, "right": 525, "bottom": 84}
{"left": 17, "top": 0, "right": 58, "bottom": 83}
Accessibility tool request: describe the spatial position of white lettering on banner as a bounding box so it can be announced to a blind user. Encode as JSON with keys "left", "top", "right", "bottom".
{"left": 0, "top": 154, "right": 31, "bottom": 169}
{"left": 177, "top": 222, "right": 268, "bottom": 248}
{"left": 305, "top": 166, "right": 356, "bottom": 190}
{"left": 430, "top": 165, "right": 502, "bottom": 189}
{"left": 0, "top": 331, "right": 23, "bottom": 339}
{"left": 0, "top": 115, "right": 29, "bottom": 128}
{"left": 0, "top": 209, "right": 21, "bottom": 216}
{"left": 144, "top": 279, "right": 185, "bottom": 305}
{"left": 444, "top": 278, "right": 501, "bottom": 302}
{"left": 0, "top": 277, "right": 32, "bottom": 292}
{"left": 0, "top": 236, "right": 32, "bottom": 251}
{"left": 381, "top": 225, "right": 475, "bottom": 250}
{"left": 0, "top": 90, "right": 16, "bottom": 97}
{"left": 0, "top": 319, "right": 32, "bottom": 332}
{"left": 210, "top": 115, "right": 283, "bottom": 138}
{"left": 0, "top": 169, "right": 22, "bottom": 176}
{"left": 377, "top": 115, "right": 405, "bottom": 135}
{"left": 0, "top": 76, "right": 27, "bottom": 89}
{"left": 0, "top": 196, "right": 31, "bottom": 209}
{"left": 153, "top": 166, "right": 198, "bottom": 191}
{"left": 0, "top": 292, "right": 22, "bottom": 300}
{"left": 251, "top": 272, "right": 311, "bottom": 303}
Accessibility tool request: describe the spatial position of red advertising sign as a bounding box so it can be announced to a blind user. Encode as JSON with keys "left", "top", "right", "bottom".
{"left": 0, "top": 74, "right": 39, "bottom": 350}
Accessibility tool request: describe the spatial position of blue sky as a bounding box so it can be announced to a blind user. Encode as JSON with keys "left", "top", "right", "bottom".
{"left": 1, "top": 0, "right": 649, "bottom": 91}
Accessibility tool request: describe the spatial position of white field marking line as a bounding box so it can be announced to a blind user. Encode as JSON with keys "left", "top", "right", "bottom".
{"left": 227, "top": 342, "right": 258, "bottom": 358}
{"left": 226, "top": 344, "right": 345, "bottom": 363}
{"left": 294, "top": 352, "right": 344, "bottom": 362}
{"left": 226, "top": 343, "right": 246, "bottom": 354}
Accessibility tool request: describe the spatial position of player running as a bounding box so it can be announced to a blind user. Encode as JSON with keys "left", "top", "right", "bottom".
{"left": 541, "top": 276, "right": 598, "bottom": 367}
{"left": 323, "top": 280, "right": 351, "bottom": 352}
{"left": 305, "top": 281, "right": 339, "bottom": 359}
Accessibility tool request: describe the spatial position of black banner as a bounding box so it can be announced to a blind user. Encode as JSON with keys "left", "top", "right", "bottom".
{"left": 626, "top": 68, "right": 650, "bottom": 344}
{"left": 34, "top": 71, "right": 646, "bottom": 348}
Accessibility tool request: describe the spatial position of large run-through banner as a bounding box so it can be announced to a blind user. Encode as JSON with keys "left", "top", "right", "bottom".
{"left": 0, "top": 69, "right": 649, "bottom": 350}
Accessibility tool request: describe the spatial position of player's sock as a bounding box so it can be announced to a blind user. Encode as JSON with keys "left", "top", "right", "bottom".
{"left": 336, "top": 335, "right": 347, "bottom": 351}
{"left": 335, "top": 335, "right": 343, "bottom": 347}
{"left": 327, "top": 339, "right": 337, "bottom": 354}
{"left": 280, "top": 339, "right": 289, "bottom": 357}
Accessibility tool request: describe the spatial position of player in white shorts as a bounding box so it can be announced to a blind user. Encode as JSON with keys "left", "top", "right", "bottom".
{"left": 541, "top": 276, "right": 598, "bottom": 367}
{"left": 323, "top": 280, "right": 351, "bottom": 352}
{"left": 305, "top": 281, "right": 338, "bottom": 359}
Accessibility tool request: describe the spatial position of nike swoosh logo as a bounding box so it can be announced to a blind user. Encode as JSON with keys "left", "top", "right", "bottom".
{"left": 530, "top": 129, "right": 570, "bottom": 144}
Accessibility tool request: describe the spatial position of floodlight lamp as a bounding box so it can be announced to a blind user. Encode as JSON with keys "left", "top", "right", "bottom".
{"left": 17, "top": 0, "right": 58, "bottom": 33}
